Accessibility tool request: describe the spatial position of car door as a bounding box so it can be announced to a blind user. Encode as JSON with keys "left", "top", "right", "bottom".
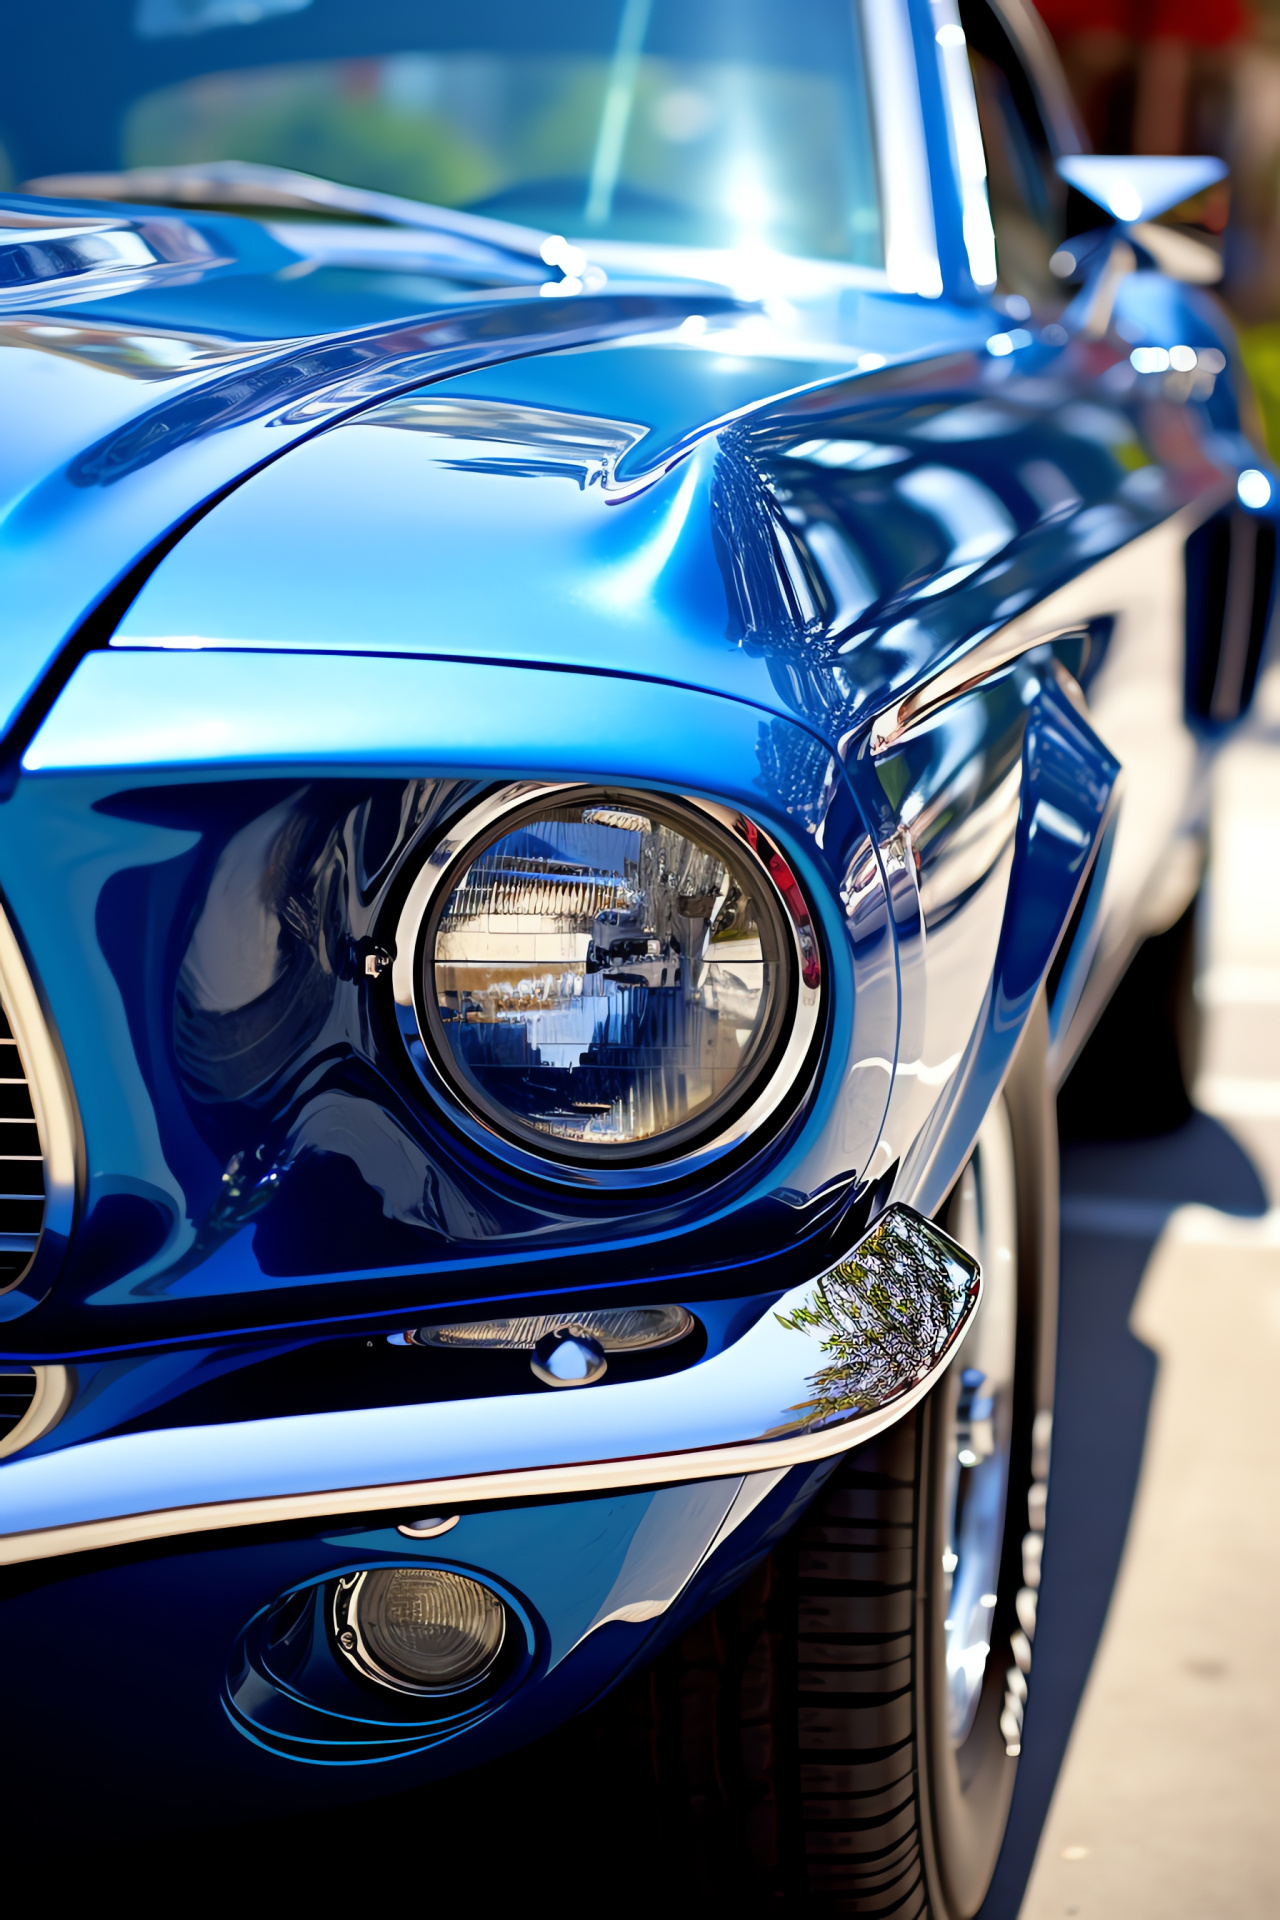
{"left": 955, "top": 0, "right": 1252, "bottom": 1072}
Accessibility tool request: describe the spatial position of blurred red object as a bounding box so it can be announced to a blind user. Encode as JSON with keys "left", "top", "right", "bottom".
{"left": 1038, "top": 0, "right": 1247, "bottom": 153}
{"left": 1037, "top": 0, "right": 1245, "bottom": 41}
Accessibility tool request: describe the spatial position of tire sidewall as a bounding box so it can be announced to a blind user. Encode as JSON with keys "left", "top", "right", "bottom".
{"left": 918, "top": 997, "right": 1059, "bottom": 1919}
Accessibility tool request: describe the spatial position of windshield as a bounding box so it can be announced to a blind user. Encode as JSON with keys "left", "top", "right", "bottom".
{"left": 1, "top": 0, "right": 882, "bottom": 268}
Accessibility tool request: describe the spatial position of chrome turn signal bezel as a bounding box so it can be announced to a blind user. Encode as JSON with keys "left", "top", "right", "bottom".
{"left": 391, "top": 783, "right": 824, "bottom": 1187}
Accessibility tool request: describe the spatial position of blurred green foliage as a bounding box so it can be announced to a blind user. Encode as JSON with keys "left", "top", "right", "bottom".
{"left": 1239, "top": 324, "right": 1280, "bottom": 458}
{"left": 128, "top": 65, "right": 499, "bottom": 207}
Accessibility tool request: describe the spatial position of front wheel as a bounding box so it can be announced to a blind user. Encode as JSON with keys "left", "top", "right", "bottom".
{"left": 626, "top": 997, "right": 1058, "bottom": 1916}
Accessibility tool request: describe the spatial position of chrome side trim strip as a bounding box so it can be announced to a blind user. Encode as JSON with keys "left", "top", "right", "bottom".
{"left": 869, "top": 619, "right": 1081, "bottom": 756}
{"left": 0, "top": 1366, "right": 954, "bottom": 1572}
{"left": 867, "top": 491, "right": 1231, "bottom": 755}
{"left": 0, "top": 1206, "right": 979, "bottom": 1568}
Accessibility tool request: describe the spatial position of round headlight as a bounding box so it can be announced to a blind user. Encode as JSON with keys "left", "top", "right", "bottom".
{"left": 415, "top": 788, "right": 818, "bottom": 1164}
{"left": 334, "top": 1567, "right": 507, "bottom": 1695}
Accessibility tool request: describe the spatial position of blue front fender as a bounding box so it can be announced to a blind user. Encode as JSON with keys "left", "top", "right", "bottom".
{"left": 903, "top": 674, "right": 1120, "bottom": 1214}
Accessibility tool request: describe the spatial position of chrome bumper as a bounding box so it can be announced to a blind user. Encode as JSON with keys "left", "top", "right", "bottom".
{"left": 0, "top": 1205, "right": 979, "bottom": 1568}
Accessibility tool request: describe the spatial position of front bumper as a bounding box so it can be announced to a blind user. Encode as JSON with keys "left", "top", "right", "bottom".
{"left": 0, "top": 1204, "right": 978, "bottom": 1568}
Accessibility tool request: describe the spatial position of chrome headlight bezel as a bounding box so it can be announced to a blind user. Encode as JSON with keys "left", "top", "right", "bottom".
{"left": 392, "top": 782, "right": 824, "bottom": 1186}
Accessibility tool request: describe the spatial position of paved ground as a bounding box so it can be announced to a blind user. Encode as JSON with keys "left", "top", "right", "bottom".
{"left": 998, "top": 676, "right": 1280, "bottom": 1919}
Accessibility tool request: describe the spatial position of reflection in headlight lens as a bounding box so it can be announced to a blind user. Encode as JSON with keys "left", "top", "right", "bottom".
{"left": 425, "top": 792, "right": 801, "bottom": 1158}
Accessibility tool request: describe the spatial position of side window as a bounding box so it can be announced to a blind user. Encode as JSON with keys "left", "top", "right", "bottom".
{"left": 958, "top": 1, "right": 1066, "bottom": 310}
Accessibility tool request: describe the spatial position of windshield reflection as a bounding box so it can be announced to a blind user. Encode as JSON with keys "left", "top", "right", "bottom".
{"left": 18, "top": 0, "right": 883, "bottom": 269}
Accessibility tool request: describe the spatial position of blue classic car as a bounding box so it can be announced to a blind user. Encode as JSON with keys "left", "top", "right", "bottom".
{"left": 0, "top": 0, "right": 1270, "bottom": 1908}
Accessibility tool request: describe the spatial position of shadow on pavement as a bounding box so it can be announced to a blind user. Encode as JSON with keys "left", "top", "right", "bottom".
{"left": 977, "top": 1111, "right": 1268, "bottom": 1920}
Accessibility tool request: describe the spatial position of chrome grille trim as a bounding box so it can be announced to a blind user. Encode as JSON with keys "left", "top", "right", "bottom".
{"left": 0, "top": 1365, "right": 35, "bottom": 1444}
{"left": 0, "top": 904, "right": 76, "bottom": 1296}
{"left": 0, "top": 1364, "right": 72, "bottom": 1460}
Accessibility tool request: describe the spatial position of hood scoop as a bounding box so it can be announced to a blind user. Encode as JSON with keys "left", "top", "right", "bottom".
{"left": 0, "top": 203, "right": 228, "bottom": 312}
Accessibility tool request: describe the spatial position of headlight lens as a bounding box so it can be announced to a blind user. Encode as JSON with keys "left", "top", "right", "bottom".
{"left": 335, "top": 1568, "right": 506, "bottom": 1695}
{"left": 421, "top": 789, "right": 811, "bottom": 1162}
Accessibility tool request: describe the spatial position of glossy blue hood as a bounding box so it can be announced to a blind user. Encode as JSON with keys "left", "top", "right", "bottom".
{"left": 0, "top": 196, "right": 749, "bottom": 742}
{"left": 0, "top": 191, "right": 1008, "bottom": 760}
{"left": 99, "top": 304, "right": 1217, "bottom": 764}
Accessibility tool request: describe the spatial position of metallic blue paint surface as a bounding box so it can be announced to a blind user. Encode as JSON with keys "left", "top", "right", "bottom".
{"left": 4, "top": 662, "right": 882, "bottom": 1332}
{"left": 0, "top": 0, "right": 1275, "bottom": 1811}
{"left": 0, "top": 1460, "right": 834, "bottom": 1820}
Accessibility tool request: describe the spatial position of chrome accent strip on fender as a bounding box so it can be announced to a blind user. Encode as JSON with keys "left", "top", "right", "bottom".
{"left": 0, "top": 1205, "right": 979, "bottom": 1568}
{"left": 867, "top": 490, "right": 1232, "bottom": 755}
{"left": 868, "top": 619, "right": 1086, "bottom": 756}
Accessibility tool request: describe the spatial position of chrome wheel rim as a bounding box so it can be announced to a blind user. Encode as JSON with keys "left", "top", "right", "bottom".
{"left": 942, "top": 1097, "right": 1018, "bottom": 1746}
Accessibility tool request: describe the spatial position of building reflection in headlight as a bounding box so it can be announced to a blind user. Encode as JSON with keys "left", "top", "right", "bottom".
{"left": 429, "top": 799, "right": 788, "bottom": 1150}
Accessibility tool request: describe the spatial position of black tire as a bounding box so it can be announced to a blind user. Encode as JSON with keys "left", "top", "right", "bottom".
{"left": 618, "top": 996, "right": 1058, "bottom": 1916}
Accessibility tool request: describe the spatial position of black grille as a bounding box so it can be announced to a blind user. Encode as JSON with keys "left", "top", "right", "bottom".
{"left": 0, "top": 1005, "right": 45, "bottom": 1287}
{"left": 0, "top": 1364, "right": 36, "bottom": 1445}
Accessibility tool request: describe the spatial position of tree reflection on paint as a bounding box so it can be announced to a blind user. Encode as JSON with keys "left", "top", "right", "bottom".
{"left": 778, "top": 1207, "right": 978, "bottom": 1430}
